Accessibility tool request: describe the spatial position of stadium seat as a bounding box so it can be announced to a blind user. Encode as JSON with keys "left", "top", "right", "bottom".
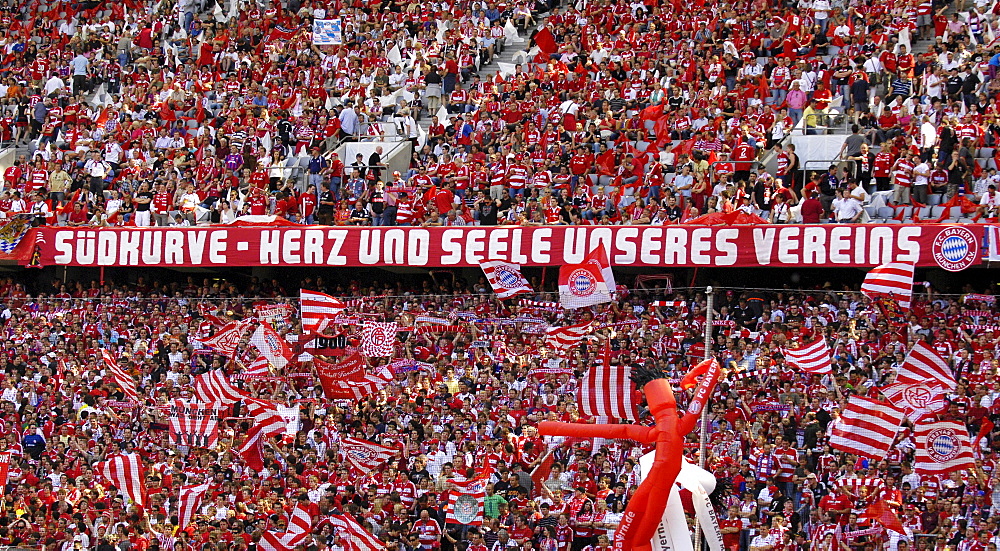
{"left": 916, "top": 206, "right": 934, "bottom": 219}
{"left": 927, "top": 194, "right": 942, "bottom": 206}
{"left": 988, "top": 159, "right": 998, "bottom": 171}
{"left": 979, "top": 147, "right": 994, "bottom": 158}
{"left": 876, "top": 206, "right": 895, "bottom": 219}
{"left": 976, "top": 158, "right": 988, "bottom": 169}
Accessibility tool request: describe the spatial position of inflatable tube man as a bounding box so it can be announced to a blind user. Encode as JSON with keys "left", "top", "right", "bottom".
{"left": 538, "top": 358, "right": 722, "bottom": 551}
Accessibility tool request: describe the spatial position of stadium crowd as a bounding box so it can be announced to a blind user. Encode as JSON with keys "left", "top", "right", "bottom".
{"left": 0, "top": 272, "right": 996, "bottom": 551}
{"left": 5, "top": 0, "right": 1000, "bottom": 228}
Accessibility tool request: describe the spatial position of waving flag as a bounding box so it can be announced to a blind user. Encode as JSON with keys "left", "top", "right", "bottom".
{"left": 260, "top": 504, "right": 313, "bottom": 551}
{"left": 881, "top": 382, "right": 946, "bottom": 422}
{"left": 829, "top": 395, "right": 905, "bottom": 460}
{"left": 339, "top": 436, "right": 398, "bottom": 475}
{"left": 360, "top": 322, "right": 398, "bottom": 357}
{"left": 784, "top": 338, "right": 832, "bottom": 375}
{"left": 97, "top": 453, "right": 146, "bottom": 508}
{"left": 544, "top": 321, "right": 593, "bottom": 356}
{"left": 895, "top": 340, "right": 956, "bottom": 390}
{"left": 446, "top": 479, "right": 485, "bottom": 526}
{"left": 192, "top": 370, "right": 246, "bottom": 404}
{"left": 0, "top": 214, "right": 32, "bottom": 253}
{"left": 300, "top": 289, "right": 346, "bottom": 332}
{"left": 178, "top": 483, "right": 211, "bottom": 530}
{"left": 330, "top": 514, "right": 383, "bottom": 551}
{"left": 861, "top": 262, "right": 915, "bottom": 311}
{"left": 316, "top": 354, "right": 393, "bottom": 400}
{"left": 237, "top": 411, "right": 287, "bottom": 472}
{"left": 250, "top": 322, "right": 294, "bottom": 369}
{"left": 862, "top": 499, "right": 905, "bottom": 534}
{"left": 914, "top": 420, "right": 975, "bottom": 475}
{"left": 558, "top": 247, "right": 616, "bottom": 309}
{"left": 101, "top": 350, "right": 141, "bottom": 403}
{"left": 201, "top": 320, "right": 252, "bottom": 357}
{"left": 578, "top": 344, "right": 638, "bottom": 421}
{"left": 480, "top": 260, "right": 533, "bottom": 299}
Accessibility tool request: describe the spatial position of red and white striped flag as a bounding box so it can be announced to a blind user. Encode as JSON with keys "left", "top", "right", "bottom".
{"left": 250, "top": 322, "right": 294, "bottom": 369}
{"left": 96, "top": 453, "right": 147, "bottom": 508}
{"left": 359, "top": 322, "right": 398, "bottom": 357}
{"left": 881, "top": 381, "right": 947, "bottom": 423}
{"left": 446, "top": 479, "right": 485, "bottom": 526}
{"left": 177, "top": 482, "right": 211, "bottom": 530}
{"left": 237, "top": 411, "right": 287, "bottom": 472}
{"left": 578, "top": 351, "right": 638, "bottom": 421}
{"left": 260, "top": 503, "right": 314, "bottom": 551}
{"left": 300, "top": 289, "right": 346, "bottom": 333}
{"left": 201, "top": 320, "right": 252, "bottom": 357}
{"left": 192, "top": 370, "right": 246, "bottom": 404}
{"left": 861, "top": 262, "right": 915, "bottom": 310}
{"left": 895, "top": 341, "right": 956, "bottom": 390}
{"left": 330, "top": 514, "right": 383, "bottom": 551}
{"left": 829, "top": 395, "right": 905, "bottom": 460}
{"left": 101, "top": 350, "right": 141, "bottom": 404}
{"left": 558, "top": 247, "right": 616, "bottom": 309}
{"left": 242, "top": 355, "right": 272, "bottom": 378}
{"left": 544, "top": 321, "right": 593, "bottom": 357}
{"left": 168, "top": 401, "right": 222, "bottom": 449}
{"left": 914, "top": 420, "right": 975, "bottom": 475}
{"left": 338, "top": 436, "right": 398, "bottom": 475}
{"left": 480, "top": 261, "right": 533, "bottom": 299}
{"left": 784, "top": 338, "right": 832, "bottom": 375}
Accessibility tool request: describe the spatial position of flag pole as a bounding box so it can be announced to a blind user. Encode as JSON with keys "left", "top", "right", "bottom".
{"left": 693, "top": 285, "right": 714, "bottom": 551}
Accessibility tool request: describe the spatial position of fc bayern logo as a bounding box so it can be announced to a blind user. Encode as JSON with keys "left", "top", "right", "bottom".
{"left": 496, "top": 267, "right": 521, "bottom": 287}
{"left": 932, "top": 227, "right": 977, "bottom": 272}
{"left": 926, "top": 427, "right": 961, "bottom": 463}
{"left": 568, "top": 269, "right": 596, "bottom": 297}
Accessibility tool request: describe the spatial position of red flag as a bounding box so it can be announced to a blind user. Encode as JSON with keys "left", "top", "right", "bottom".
{"left": 894, "top": 341, "right": 956, "bottom": 390}
{"left": 446, "top": 479, "right": 485, "bottom": 526}
{"left": 480, "top": 260, "right": 533, "bottom": 299}
{"left": 0, "top": 452, "right": 9, "bottom": 495}
{"left": 558, "top": 247, "right": 616, "bottom": 309}
{"left": 914, "top": 420, "right": 975, "bottom": 475}
{"left": 315, "top": 353, "right": 393, "bottom": 400}
{"left": 974, "top": 418, "right": 994, "bottom": 451}
{"left": 201, "top": 320, "right": 252, "bottom": 358}
{"left": 861, "top": 262, "right": 915, "bottom": 310}
{"left": 178, "top": 483, "right": 211, "bottom": 530}
{"left": 300, "top": 289, "right": 346, "bottom": 332}
{"left": 192, "top": 369, "right": 246, "bottom": 404}
{"left": 250, "top": 322, "right": 294, "bottom": 369}
{"left": 339, "top": 436, "right": 398, "bottom": 475}
{"left": 237, "top": 412, "right": 286, "bottom": 472}
{"left": 159, "top": 101, "right": 176, "bottom": 122}
{"left": 544, "top": 321, "right": 593, "bottom": 356}
{"left": 329, "top": 514, "right": 383, "bottom": 551}
{"left": 784, "top": 338, "right": 833, "bottom": 375}
{"left": 534, "top": 28, "right": 557, "bottom": 54}
{"left": 578, "top": 355, "right": 639, "bottom": 421}
{"left": 829, "top": 395, "right": 905, "bottom": 460}
{"left": 96, "top": 453, "right": 147, "bottom": 508}
{"left": 359, "top": 322, "right": 398, "bottom": 357}
{"left": 862, "top": 499, "right": 905, "bottom": 534}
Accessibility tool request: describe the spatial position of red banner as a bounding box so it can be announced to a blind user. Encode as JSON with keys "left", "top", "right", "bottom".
{"left": 25, "top": 225, "right": 982, "bottom": 270}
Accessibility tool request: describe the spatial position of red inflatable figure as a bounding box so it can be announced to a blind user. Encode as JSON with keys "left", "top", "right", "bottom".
{"left": 538, "top": 358, "right": 722, "bottom": 551}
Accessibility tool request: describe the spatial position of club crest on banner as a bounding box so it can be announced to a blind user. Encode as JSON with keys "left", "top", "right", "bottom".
{"left": 932, "top": 226, "right": 978, "bottom": 271}
{"left": 926, "top": 426, "right": 962, "bottom": 463}
{"left": 496, "top": 265, "right": 523, "bottom": 287}
{"left": 902, "top": 385, "right": 934, "bottom": 409}
{"left": 568, "top": 268, "right": 597, "bottom": 297}
{"left": 453, "top": 494, "right": 480, "bottom": 524}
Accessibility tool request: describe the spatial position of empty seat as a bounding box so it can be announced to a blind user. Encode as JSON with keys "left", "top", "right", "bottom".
{"left": 916, "top": 206, "right": 935, "bottom": 219}
{"left": 876, "top": 206, "right": 895, "bottom": 219}
{"left": 988, "top": 158, "right": 998, "bottom": 170}
{"left": 927, "top": 194, "right": 943, "bottom": 206}
{"left": 976, "top": 158, "right": 988, "bottom": 168}
{"left": 979, "top": 147, "right": 995, "bottom": 158}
